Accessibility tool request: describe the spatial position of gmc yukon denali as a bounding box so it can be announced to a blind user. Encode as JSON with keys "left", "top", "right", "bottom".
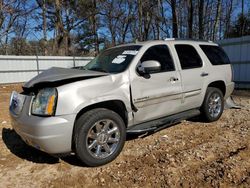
{"left": 9, "top": 39, "right": 234, "bottom": 166}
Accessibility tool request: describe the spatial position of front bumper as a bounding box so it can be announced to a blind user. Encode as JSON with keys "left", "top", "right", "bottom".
{"left": 10, "top": 95, "right": 76, "bottom": 154}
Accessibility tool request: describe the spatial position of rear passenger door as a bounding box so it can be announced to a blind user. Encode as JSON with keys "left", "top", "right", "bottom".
{"left": 174, "top": 44, "right": 206, "bottom": 110}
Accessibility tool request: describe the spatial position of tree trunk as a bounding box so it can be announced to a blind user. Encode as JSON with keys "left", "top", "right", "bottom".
{"left": 203, "top": 0, "right": 210, "bottom": 39}
{"left": 178, "top": 1, "right": 183, "bottom": 38}
{"left": 241, "top": 0, "right": 244, "bottom": 36}
{"left": 224, "top": 0, "right": 233, "bottom": 38}
{"left": 212, "top": 0, "right": 221, "bottom": 41}
{"left": 138, "top": 0, "right": 143, "bottom": 41}
{"left": 170, "top": 0, "right": 178, "bottom": 38}
{"left": 42, "top": 0, "right": 48, "bottom": 55}
{"left": 54, "top": 0, "right": 63, "bottom": 55}
{"left": 187, "top": 0, "right": 193, "bottom": 38}
{"left": 143, "top": 11, "right": 152, "bottom": 40}
{"left": 121, "top": 0, "right": 133, "bottom": 43}
{"left": 92, "top": 0, "right": 99, "bottom": 54}
{"left": 121, "top": 18, "right": 130, "bottom": 43}
{"left": 4, "top": 33, "right": 8, "bottom": 55}
{"left": 198, "top": 0, "right": 204, "bottom": 39}
{"left": 111, "top": 28, "right": 116, "bottom": 46}
{"left": 155, "top": 0, "right": 162, "bottom": 39}
{"left": 0, "top": 0, "right": 4, "bottom": 28}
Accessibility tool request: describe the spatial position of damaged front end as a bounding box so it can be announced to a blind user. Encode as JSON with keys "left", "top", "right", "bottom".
{"left": 22, "top": 67, "right": 108, "bottom": 93}
{"left": 9, "top": 66, "right": 110, "bottom": 154}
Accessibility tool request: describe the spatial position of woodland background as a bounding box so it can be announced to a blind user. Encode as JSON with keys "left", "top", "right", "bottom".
{"left": 0, "top": 0, "right": 249, "bottom": 56}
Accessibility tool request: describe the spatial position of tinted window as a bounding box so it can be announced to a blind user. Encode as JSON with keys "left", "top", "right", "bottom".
{"left": 175, "top": 45, "right": 202, "bottom": 69}
{"left": 140, "top": 45, "right": 175, "bottom": 72}
{"left": 200, "top": 45, "right": 230, "bottom": 65}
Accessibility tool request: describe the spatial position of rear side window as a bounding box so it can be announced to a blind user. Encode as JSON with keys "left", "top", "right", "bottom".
{"left": 175, "top": 45, "right": 202, "bottom": 69}
{"left": 200, "top": 45, "right": 230, "bottom": 65}
{"left": 141, "top": 45, "right": 175, "bottom": 72}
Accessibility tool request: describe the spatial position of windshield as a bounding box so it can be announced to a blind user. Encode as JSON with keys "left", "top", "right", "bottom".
{"left": 84, "top": 45, "right": 141, "bottom": 73}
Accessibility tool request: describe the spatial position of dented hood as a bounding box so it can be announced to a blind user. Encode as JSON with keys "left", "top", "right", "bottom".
{"left": 23, "top": 67, "right": 108, "bottom": 89}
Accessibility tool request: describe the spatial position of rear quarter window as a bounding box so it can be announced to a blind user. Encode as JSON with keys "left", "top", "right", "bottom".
{"left": 200, "top": 45, "right": 230, "bottom": 65}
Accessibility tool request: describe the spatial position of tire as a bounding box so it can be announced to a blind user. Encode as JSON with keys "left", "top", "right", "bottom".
{"left": 201, "top": 87, "right": 224, "bottom": 122}
{"left": 74, "top": 108, "right": 126, "bottom": 167}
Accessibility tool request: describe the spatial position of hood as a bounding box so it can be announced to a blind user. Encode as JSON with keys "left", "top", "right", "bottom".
{"left": 23, "top": 67, "right": 108, "bottom": 89}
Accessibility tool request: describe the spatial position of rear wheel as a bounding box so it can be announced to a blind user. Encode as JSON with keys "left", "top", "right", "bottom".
{"left": 201, "top": 87, "right": 224, "bottom": 122}
{"left": 74, "top": 108, "right": 126, "bottom": 167}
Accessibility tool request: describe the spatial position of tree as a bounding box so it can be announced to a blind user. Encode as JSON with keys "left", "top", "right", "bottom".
{"left": 212, "top": 0, "right": 222, "bottom": 40}
{"left": 224, "top": 0, "right": 234, "bottom": 38}
{"left": 227, "top": 12, "right": 250, "bottom": 37}
{"left": 0, "top": 0, "right": 35, "bottom": 54}
{"left": 137, "top": 0, "right": 143, "bottom": 41}
{"left": 116, "top": 0, "right": 135, "bottom": 43}
{"left": 169, "top": 0, "right": 178, "bottom": 38}
{"left": 36, "top": 0, "right": 48, "bottom": 55}
{"left": 187, "top": 0, "right": 193, "bottom": 38}
{"left": 0, "top": 0, "right": 249, "bottom": 55}
{"left": 198, "top": 0, "right": 204, "bottom": 39}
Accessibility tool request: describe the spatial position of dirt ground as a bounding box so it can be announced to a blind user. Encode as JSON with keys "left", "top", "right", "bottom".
{"left": 0, "top": 84, "right": 249, "bottom": 188}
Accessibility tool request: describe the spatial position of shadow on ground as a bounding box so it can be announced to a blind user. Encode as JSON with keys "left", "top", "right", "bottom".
{"left": 60, "top": 155, "right": 87, "bottom": 167}
{"left": 2, "top": 120, "right": 193, "bottom": 167}
{"left": 2, "top": 128, "right": 59, "bottom": 164}
{"left": 2, "top": 127, "right": 117, "bottom": 167}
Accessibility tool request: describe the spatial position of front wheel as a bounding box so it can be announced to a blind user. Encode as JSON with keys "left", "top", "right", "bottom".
{"left": 201, "top": 87, "right": 224, "bottom": 122}
{"left": 74, "top": 108, "right": 126, "bottom": 167}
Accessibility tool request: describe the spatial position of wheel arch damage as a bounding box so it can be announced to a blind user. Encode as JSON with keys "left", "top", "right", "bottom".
{"left": 75, "top": 100, "right": 128, "bottom": 127}
{"left": 71, "top": 99, "right": 128, "bottom": 151}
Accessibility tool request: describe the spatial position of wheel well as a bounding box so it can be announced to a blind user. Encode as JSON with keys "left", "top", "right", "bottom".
{"left": 75, "top": 100, "right": 128, "bottom": 127}
{"left": 208, "top": 81, "right": 226, "bottom": 96}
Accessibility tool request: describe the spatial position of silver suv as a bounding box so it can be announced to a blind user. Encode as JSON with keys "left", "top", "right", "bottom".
{"left": 9, "top": 39, "right": 234, "bottom": 166}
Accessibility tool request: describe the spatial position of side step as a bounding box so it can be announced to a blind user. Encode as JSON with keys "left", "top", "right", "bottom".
{"left": 126, "top": 109, "right": 200, "bottom": 134}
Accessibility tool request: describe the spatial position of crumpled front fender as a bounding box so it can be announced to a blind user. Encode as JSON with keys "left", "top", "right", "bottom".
{"left": 55, "top": 72, "right": 132, "bottom": 116}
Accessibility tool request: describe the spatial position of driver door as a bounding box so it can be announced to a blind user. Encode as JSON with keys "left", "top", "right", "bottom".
{"left": 130, "top": 44, "right": 183, "bottom": 124}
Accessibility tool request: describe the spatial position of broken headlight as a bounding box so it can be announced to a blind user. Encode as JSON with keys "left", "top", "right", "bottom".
{"left": 31, "top": 88, "right": 57, "bottom": 116}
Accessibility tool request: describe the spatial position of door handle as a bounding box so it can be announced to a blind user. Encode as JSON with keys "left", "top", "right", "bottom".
{"left": 169, "top": 77, "right": 179, "bottom": 82}
{"left": 201, "top": 72, "right": 209, "bottom": 77}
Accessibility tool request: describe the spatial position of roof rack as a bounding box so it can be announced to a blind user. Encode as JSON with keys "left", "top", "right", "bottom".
{"left": 164, "top": 38, "right": 213, "bottom": 43}
{"left": 164, "top": 38, "right": 176, "bottom": 41}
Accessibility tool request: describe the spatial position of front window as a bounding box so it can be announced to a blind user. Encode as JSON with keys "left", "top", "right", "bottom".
{"left": 140, "top": 45, "right": 175, "bottom": 72}
{"left": 85, "top": 45, "right": 141, "bottom": 73}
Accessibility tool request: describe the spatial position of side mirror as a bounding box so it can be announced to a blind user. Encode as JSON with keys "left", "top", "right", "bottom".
{"left": 138, "top": 60, "right": 161, "bottom": 75}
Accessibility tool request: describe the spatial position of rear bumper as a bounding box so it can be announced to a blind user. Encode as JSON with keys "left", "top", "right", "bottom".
{"left": 225, "top": 82, "right": 235, "bottom": 99}
{"left": 10, "top": 109, "right": 76, "bottom": 154}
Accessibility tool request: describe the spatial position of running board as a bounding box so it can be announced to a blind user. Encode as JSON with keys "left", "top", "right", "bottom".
{"left": 126, "top": 109, "right": 200, "bottom": 134}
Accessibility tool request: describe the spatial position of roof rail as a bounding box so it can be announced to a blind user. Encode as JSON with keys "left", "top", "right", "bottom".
{"left": 164, "top": 38, "right": 176, "bottom": 41}
{"left": 164, "top": 38, "right": 214, "bottom": 43}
